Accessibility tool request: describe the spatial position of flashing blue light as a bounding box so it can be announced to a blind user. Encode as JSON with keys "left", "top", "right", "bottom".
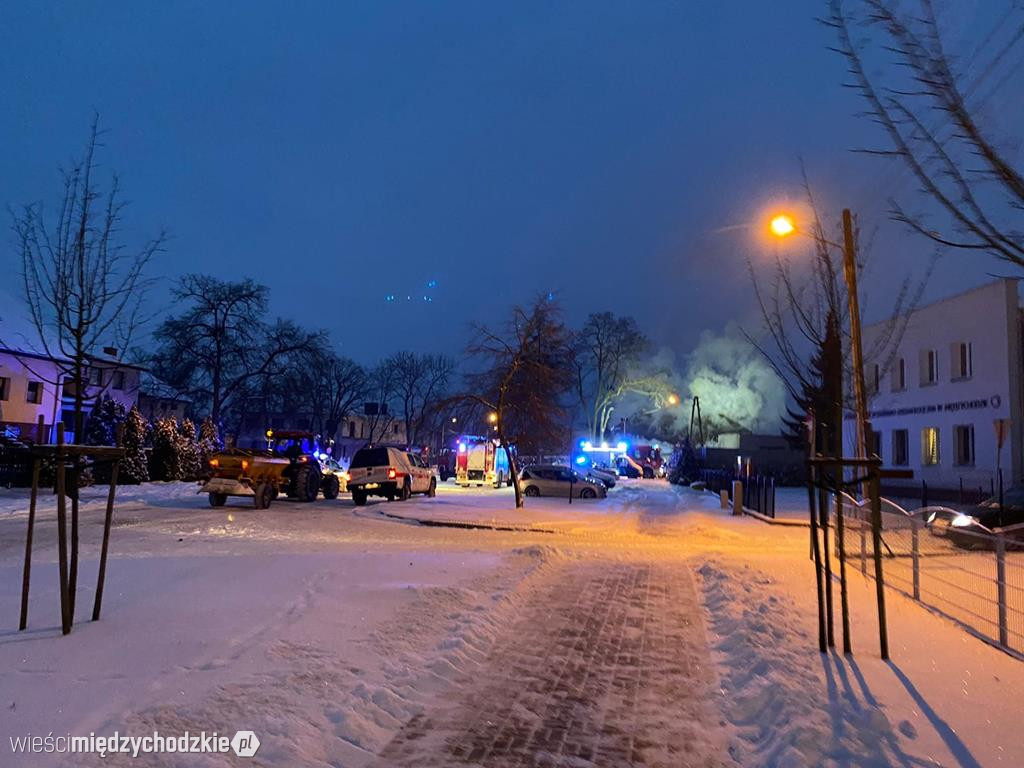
{"left": 385, "top": 294, "right": 396, "bottom": 302}
{"left": 458, "top": 443, "right": 467, "bottom": 454}
{"left": 427, "top": 279, "right": 437, "bottom": 288}
{"left": 575, "top": 455, "right": 588, "bottom": 465}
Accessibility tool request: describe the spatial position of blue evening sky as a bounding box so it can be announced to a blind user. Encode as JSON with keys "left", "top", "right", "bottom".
{"left": 0, "top": 1, "right": 1014, "bottom": 363}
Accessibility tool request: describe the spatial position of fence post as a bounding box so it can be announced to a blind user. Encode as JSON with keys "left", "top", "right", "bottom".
{"left": 911, "top": 518, "right": 920, "bottom": 601}
{"left": 997, "top": 533, "right": 1008, "bottom": 648}
{"left": 771, "top": 476, "right": 776, "bottom": 519}
{"left": 732, "top": 480, "right": 743, "bottom": 516}
{"left": 860, "top": 522, "right": 867, "bottom": 576}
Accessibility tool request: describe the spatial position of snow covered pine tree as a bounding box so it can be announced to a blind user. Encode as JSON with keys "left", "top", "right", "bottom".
{"left": 84, "top": 396, "right": 127, "bottom": 482}
{"left": 120, "top": 406, "right": 150, "bottom": 484}
{"left": 178, "top": 419, "right": 202, "bottom": 481}
{"left": 150, "top": 416, "right": 184, "bottom": 481}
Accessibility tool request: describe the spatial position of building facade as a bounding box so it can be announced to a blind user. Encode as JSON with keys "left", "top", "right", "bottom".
{"left": 860, "top": 279, "right": 1023, "bottom": 493}
{"left": 0, "top": 346, "right": 146, "bottom": 442}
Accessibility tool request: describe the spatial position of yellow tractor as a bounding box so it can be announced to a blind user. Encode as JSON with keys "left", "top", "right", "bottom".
{"left": 199, "top": 430, "right": 338, "bottom": 508}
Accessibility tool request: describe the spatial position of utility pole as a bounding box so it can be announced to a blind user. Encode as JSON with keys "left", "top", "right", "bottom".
{"left": 841, "top": 209, "right": 869, "bottom": 467}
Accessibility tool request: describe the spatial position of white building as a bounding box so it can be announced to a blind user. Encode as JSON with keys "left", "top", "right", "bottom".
{"left": 861, "top": 279, "right": 1022, "bottom": 493}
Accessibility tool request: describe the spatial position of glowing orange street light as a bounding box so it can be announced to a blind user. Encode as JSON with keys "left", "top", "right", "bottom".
{"left": 667, "top": 394, "right": 680, "bottom": 406}
{"left": 488, "top": 412, "right": 498, "bottom": 424}
{"left": 769, "top": 214, "right": 796, "bottom": 238}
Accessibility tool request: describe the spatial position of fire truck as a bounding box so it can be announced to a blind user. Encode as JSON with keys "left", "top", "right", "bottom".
{"left": 455, "top": 435, "right": 511, "bottom": 488}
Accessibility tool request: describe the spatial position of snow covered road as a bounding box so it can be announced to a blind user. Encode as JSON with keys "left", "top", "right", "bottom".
{"left": 1, "top": 479, "right": 1023, "bottom": 766}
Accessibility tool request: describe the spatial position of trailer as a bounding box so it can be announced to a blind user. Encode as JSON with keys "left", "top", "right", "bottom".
{"left": 455, "top": 435, "right": 511, "bottom": 488}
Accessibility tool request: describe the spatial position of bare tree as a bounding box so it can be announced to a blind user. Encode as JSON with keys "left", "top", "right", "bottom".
{"left": 10, "top": 117, "right": 164, "bottom": 620}
{"left": 828, "top": 0, "right": 1024, "bottom": 266}
{"left": 304, "top": 350, "right": 367, "bottom": 441}
{"left": 150, "top": 275, "right": 322, "bottom": 427}
{"left": 463, "top": 297, "right": 575, "bottom": 508}
{"left": 10, "top": 116, "right": 164, "bottom": 441}
{"left": 385, "top": 351, "right": 455, "bottom": 448}
{"left": 363, "top": 362, "right": 398, "bottom": 443}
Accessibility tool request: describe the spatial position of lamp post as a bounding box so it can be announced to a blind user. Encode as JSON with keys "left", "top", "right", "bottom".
{"left": 769, "top": 210, "right": 868, "bottom": 465}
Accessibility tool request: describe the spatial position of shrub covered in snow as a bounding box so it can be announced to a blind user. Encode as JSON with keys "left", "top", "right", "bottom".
{"left": 121, "top": 406, "right": 150, "bottom": 484}
{"left": 178, "top": 418, "right": 202, "bottom": 481}
{"left": 198, "top": 416, "right": 222, "bottom": 468}
{"left": 150, "top": 416, "right": 184, "bottom": 481}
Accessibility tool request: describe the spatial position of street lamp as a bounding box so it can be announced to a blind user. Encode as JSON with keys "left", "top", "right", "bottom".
{"left": 488, "top": 412, "right": 498, "bottom": 424}
{"left": 769, "top": 208, "right": 868, "bottom": 464}
{"left": 667, "top": 393, "right": 680, "bottom": 406}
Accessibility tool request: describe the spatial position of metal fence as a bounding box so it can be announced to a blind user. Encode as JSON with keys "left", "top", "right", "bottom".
{"left": 834, "top": 494, "right": 1024, "bottom": 657}
{"left": 697, "top": 468, "right": 776, "bottom": 518}
{"left": 743, "top": 474, "right": 776, "bottom": 518}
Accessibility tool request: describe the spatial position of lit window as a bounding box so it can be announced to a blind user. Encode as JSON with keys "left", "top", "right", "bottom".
{"left": 953, "top": 425, "right": 975, "bottom": 466}
{"left": 921, "top": 427, "right": 940, "bottom": 466}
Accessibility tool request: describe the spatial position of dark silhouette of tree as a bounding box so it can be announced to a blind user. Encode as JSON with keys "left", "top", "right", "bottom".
{"left": 150, "top": 275, "right": 322, "bottom": 427}
{"left": 573, "top": 313, "right": 672, "bottom": 440}
{"left": 828, "top": 0, "right": 1024, "bottom": 266}
{"left": 383, "top": 351, "right": 455, "bottom": 448}
{"left": 463, "top": 298, "right": 575, "bottom": 508}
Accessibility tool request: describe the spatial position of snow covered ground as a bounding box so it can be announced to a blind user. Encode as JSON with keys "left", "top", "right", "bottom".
{"left": 1, "top": 478, "right": 1022, "bottom": 766}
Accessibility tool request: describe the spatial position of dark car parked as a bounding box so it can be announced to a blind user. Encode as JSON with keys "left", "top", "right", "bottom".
{"left": 939, "top": 484, "right": 1024, "bottom": 549}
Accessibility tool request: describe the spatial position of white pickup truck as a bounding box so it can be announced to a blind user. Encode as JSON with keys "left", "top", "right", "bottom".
{"left": 347, "top": 446, "right": 436, "bottom": 505}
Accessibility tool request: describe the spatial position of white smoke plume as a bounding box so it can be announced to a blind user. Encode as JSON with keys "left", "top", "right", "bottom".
{"left": 683, "top": 324, "right": 786, "bottom": 436}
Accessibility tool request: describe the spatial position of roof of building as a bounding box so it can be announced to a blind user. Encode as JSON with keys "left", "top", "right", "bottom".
{"left": 863, "top": 277, "right": 1019, "bottom": 332}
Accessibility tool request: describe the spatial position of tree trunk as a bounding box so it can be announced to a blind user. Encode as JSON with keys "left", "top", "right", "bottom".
{"left": 503, "top": 439, "right": 523, "bottom": 508}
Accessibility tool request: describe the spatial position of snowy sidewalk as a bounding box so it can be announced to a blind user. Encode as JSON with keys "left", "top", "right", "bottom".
{"left": 374, "top": 560, "right": 728, "bottom": 768}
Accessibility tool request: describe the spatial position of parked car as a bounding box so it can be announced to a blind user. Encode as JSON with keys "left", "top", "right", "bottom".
{"left": 347, "top": 446, "right": 436, "bottom": 506}
{"left": 519, "top": 464, "right": 607, "bottom": 499}
{"left": 580, "top": 466, "right": 616, "bottom": 488}
{"left": 940, "top": 485, "right": 1024, "bottom": 548}
{"left": 319, "top": 456, "right": 350, "bottom": 494}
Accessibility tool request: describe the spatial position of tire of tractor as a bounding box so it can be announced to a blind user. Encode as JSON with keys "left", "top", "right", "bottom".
{"left": 253, "top": 482, "right": 273, "bottom": 509}
{"left": 352, "top": 488, "right": 367, "bottom": 506}
{"left": 426, "top": 478, "right": 436, "bottom": 497}
{"left": 439, "top": 467, "right": 450, "bottom": 481}
{"left": 294, "top": 464, "right": 322, "bottom": 503}
{"left": 398, "top": 479, "right": 411, "bottom": 501}
{"left": 525, "top": 485, "right": 540, "bottom": 497}
{"left": 209, "top": 493, "right": 227, "bottom": 507}
{"left": 580, "top": 487, "right": 597, "bottom": 499}
{"left": 322, "top": 474, "right": 341, "bottom": 500}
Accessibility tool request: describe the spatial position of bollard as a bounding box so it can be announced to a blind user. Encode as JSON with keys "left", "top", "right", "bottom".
{"left": 732, "top": 480, "right": 743, "bottom": 516}
{"left": 720, "top": 489, "right": 729, "bottom": 510}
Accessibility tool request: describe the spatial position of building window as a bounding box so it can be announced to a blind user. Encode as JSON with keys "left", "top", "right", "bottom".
{"left": 867, "top": 428, "right": 882, "bottom": 459}
{"left": 921, "top": 427, "right": 940, "bottom": 466}
{"left": 919, "top": 349, "right": 938, "bottom": 386}
{"left": 111, "top": 370, "right": 125, "bottom": 390}
{"left": 89, "top": 367, "right": 103, "bottom": 386}
{"left": 953, "top": 425, "right": 975, "bottom": 466}
{"left": 866, "top": 363, "right": 880, "bottom": 395}
{"left": 26, "top": 380, "right": 43, "bottom": 404}
{"left": 891, "top": 358, "right": 905, "bottom": 392}
{"left": 0, "top": 376, "right": 9, "bottom": 401}
{"left": 950, "top": 342, "right": 972, "bottom": 380}
{"left": 892, "top": 429, "right": 909, "bottom": 466}
{"left": 348, "top": 421, "right": 356, "bottom": 438}
{"left": 392, "top": 423, "right": 400, "bottom": 435}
